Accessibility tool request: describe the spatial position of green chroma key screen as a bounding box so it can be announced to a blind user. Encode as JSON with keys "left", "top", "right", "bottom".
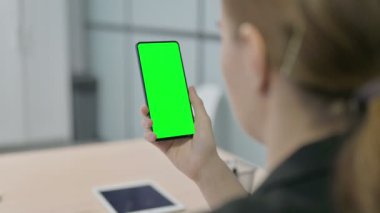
{"left": 136, "top": 41, "right": 195, "bottom": 140}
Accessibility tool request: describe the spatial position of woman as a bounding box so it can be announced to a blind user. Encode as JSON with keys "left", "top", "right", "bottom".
{"left": 141, "top": 0, "right": 380, "bottom": 212}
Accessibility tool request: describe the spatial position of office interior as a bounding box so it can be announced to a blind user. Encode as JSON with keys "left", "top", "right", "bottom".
{"left": 0, "top": 0, "right": 266, "bottom": 165}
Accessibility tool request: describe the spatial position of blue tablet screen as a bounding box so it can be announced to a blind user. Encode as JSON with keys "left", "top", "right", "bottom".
{"left": 100, "top": 185, "right": 174, "bottom": 213}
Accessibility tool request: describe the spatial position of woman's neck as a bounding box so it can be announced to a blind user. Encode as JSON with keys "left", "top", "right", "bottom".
{"left": 263, "top": 76, "right": 349, "bottom": 172}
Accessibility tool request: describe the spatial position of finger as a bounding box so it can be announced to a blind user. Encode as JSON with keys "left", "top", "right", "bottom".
{"left": 141, "top": 117, "right": 153, "bottom": 129}
{"left": 188, "top": 86, "right": 211, "bottom": 124}
{"left": 140, "top": 105, "right": 149, "bottom": 116}
{"left": 144, "top": 131, "right": 156, "bottom": 142}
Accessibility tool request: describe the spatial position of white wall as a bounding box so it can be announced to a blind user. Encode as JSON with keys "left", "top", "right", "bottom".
{"left": 0, "top": 0, "right": 72, "bottom": 146}
{"left": 68, "top": 0, "right": 87, "bottom": 75}
{"left": 22, "top": 0, "right": 72, "bottom": 144}
{"left": 0, "top": 0, "right": 25, "bottom": 145}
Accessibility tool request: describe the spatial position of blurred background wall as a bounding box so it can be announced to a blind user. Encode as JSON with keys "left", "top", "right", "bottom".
{"left": 0, "top": 0, "right": 265, "bottom": 166}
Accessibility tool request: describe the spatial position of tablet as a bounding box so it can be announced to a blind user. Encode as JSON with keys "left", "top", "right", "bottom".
{"left": 93, "top": 181, "right": 184, "bottom": 213}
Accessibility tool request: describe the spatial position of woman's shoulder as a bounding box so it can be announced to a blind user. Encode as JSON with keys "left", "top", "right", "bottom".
{"left": 213, "top": 135, "right": 345, "bottom": 213}
{"left": 213, "top": 175, "right": 334, "bottom": 213}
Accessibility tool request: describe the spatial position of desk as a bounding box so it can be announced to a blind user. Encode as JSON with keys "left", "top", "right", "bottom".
{"left": 0, "top": 139, "right": 244, "bottom": 213}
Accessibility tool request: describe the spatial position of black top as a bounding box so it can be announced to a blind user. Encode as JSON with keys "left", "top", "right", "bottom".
{"left": 214, "top": 135, "right": 345, "bottom": 213}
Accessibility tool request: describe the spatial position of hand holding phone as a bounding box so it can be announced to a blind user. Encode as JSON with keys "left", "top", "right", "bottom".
{"left": 136, "top": 41, "right": 220, "bottom": 181}
{"left": 140, "top": 86, "right": 219, "bottom": 181}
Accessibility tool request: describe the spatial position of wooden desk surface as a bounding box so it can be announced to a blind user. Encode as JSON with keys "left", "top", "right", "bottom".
{"left": 0, "top": 139, "right": 215, "bottom": 213}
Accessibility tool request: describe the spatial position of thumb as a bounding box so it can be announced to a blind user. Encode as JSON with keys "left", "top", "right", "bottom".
{"left": 188, "top": 86, "right": 211, "bottom": 126}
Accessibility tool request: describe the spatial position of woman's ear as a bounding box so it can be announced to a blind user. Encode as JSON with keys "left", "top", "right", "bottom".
{"left": 238, "top": 23, "right": 269, "bottom": 94}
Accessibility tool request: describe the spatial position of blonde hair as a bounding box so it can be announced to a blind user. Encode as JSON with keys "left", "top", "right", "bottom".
{"left": 223, "top": 0, "right": 380, "bottom": 212}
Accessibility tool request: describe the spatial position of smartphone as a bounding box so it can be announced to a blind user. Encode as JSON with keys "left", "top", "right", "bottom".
{"left": 136, "top": 41, "right": 195, "bottom": 141}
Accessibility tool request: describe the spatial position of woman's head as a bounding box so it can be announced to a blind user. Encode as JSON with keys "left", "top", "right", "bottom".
{"left": 220, "top": 0, "right": 380, "bottom": 140}
{"left": 220, "top": 0, "right": 380, "bottom": 212}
